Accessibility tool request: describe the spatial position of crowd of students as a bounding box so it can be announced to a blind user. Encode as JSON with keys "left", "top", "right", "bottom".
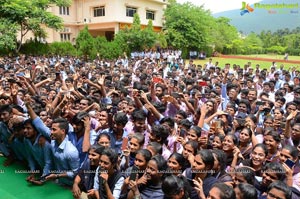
{"left": 0, "top": 51, "right": 299, "bottom": 199}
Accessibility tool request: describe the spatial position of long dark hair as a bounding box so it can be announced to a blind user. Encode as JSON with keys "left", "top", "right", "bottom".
{"left": 162, "top": 175, "right": 191, "bottom": 199}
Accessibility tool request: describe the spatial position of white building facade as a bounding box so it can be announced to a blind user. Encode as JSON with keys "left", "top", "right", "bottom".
{"left": 24, "top": 0, "right": 167, "bottom": 43}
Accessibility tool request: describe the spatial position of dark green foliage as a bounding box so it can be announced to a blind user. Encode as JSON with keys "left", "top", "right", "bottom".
{"left": 49, "top": 41, "right": 76, "bottom": 56}
{"left": 19, "top": 40, "right": 50, "bottom": 56}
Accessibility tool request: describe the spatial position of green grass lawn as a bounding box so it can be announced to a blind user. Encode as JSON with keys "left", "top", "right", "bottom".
{"left": 0, "top": 157, "right": 73, "bottom": 199}
{"left": 191, "top": 55, "right": 300, "bottom": 69}
{"left": 236, "top": 54, "right": 300, "bottom": 61}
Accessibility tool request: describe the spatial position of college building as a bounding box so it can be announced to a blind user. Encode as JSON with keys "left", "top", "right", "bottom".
{"left": 24, "top": 0, "right": 167, "bottom": 43}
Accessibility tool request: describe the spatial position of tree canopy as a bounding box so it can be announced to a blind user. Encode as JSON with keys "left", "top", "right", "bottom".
{"left": 0, "top": 0, "right": 71, "bottom": 52}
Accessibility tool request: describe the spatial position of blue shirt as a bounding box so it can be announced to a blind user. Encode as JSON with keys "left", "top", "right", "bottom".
{"left": 0, "top": 122, "right": 12, "bottom": 156}
{"left": 32, "top": 117, "right": 96, "bottom": 167}
{"left": 221, "top": 83, "right": 230, "bottom": 110}
{"left": 67, "top": 129, "right": 98, "bottom": 167}
{"left": 23, "top": 134, "right": 52, "bottom": 176}
{"left": 10, "top": 137, "right": 28, "bottom": 161}
{"left": 50, "top": 137, "right": 80, "bottom": 185}
{"left": 100, "top": 128, "right": 128, "bottom": 154}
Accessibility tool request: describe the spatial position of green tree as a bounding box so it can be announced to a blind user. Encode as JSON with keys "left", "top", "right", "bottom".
{"left": 164, "top": 0, "right": 215, "bottom": 53}
{"left": 115, "top": 13, "right": 158, "bottom": 52}
{"left": 94, "top": 36, "right": 123, "bottom": 59}
{"left": 243, "top": 33, "right": 263, "bottom": 54}
{"left": 0, "top": 19, "right": 18, "bottom": 51}
{"left": 142, "top": 20, "right": 157, "bottom": 49}
{"left": 210, "top": 17, "right": 239, "bottom": 53}
{"left": 231, "top": 39, "right": 244, "bottom": 54}
{"left": 0, "top": 0, "right": 71, "bottom": 52}
{"left": 50, "top": 41, "right": 76, "bottom": 56}
{"left": 76, "top": 26, "right": 96, "bottom": 60}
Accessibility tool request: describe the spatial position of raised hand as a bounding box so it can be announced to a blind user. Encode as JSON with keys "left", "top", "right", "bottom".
{"left": 98, "top": 74, "right": 106, "bottom": 86}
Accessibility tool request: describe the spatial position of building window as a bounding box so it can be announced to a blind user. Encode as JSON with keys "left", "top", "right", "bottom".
{"left": 60, "top": 33, "right": 71, "bottom": 41}
{"left": 126, "top": 7, "right": 137, "bottom": 17}
{"left": 146, "top": 10, "right": 155, "bottom": 20}
{"left": 59, "top": 6, "right": 70, "bottom": 15}
{"left": 94, "top": 6, "right": 105, "bottom": 17}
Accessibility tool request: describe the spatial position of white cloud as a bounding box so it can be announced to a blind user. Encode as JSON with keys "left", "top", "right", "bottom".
{"left": 177, "top": 0, "right": 261, "bottom": 13}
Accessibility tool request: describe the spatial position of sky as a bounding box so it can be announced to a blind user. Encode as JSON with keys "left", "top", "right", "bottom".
{"left": 177, "top": 0, "right": 261, "bottom": 13}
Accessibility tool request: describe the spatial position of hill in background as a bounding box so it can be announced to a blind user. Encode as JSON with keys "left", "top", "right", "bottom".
{"left": 213, "top": 0, "right": 300, "bottom": 34}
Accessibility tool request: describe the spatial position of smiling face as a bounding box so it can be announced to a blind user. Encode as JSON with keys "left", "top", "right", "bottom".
{"left": 99, "top": 154, "right": 113, "bottom": 173}
{"left": 145, "top": 160, "right": 161, "bottom": 182}
{"left": 262, "top": 170, "right": 279, "bottom": 187}
{"left": 97, "top": 110, "right": 108, "bottom": 126}
{"left": 250, "top": 146, "right": 266, "bottom": 168}
{"left": 247, "top": 90, "right": 257, "bottom": 101}
{"left": 133, "top": 120, "right": 146, "bottom": 132}
{"left": 187, "top": 129, "right": 198, "bottom": 141}
{"left": 167, "top": 156, "right": 182, "bottom": 174}
{"left": 264, "top": 135, "right": 279, "bottom": 153}
{"left": 222, "top": 135, "right": 235, "bottom": 152}
{"left": 89, "top": 149, "right": 100, "bottom": 166}
{"left": 98, "top": 136, "right": 110, "bottom": 147}
{"left": 212, "top": 136, "right": 223, "bottom": 149}
{"left": 238, "top": 103, "right": 248, "bottom": 113}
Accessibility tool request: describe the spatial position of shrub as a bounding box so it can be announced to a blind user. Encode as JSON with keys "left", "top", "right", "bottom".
{"left": 49, "top": 42, "right": 77, "bottom": 56}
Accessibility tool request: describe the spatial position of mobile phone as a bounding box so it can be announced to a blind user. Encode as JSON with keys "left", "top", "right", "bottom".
{"left": 105, "top": 75, "right": 112, "bottom": 81}
{"left": 153, "top": 77, "right": 163, "bottom": 83}
{"left": 280, "top": 122, "right": 286, "bottom": 129}
{"left": 129, "top": 165, "right": 139, "bottom": 181}
{"left": 285, "top": 159, "right": 295, "bottom": 168}
{"left": 256, "top": 101, "right": 264, "bottom": 106}
{"left": 179, "top": 129, "right": 186, "bottom": 137}
{"left": 38, "top": 174, "right": 50, "bottom": 182}
{"left": 186, "top": 178, "right": 195, "bottom": 187}
{"left": 236, "top": 118, "right": 246, "bottom": 126}
{"left": 7, "top": 79, "right": 16, "bottom": 83}
{"left": 215, "top": 120, "right": 221, "bottom": 128}
{"left": 201, "top": 130, "right": 208, "bottom": 137}
{"left": 198, "top": 81, "right": 208, "bottom": 87}
{"left": 163, "top": 96, "right": 172, "bottom": 102}
{"left": 56, "top": 72, "right": 61, "bottom": 79}
{"left": 122, "top": 137, "right": 128, "bottom": 150}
